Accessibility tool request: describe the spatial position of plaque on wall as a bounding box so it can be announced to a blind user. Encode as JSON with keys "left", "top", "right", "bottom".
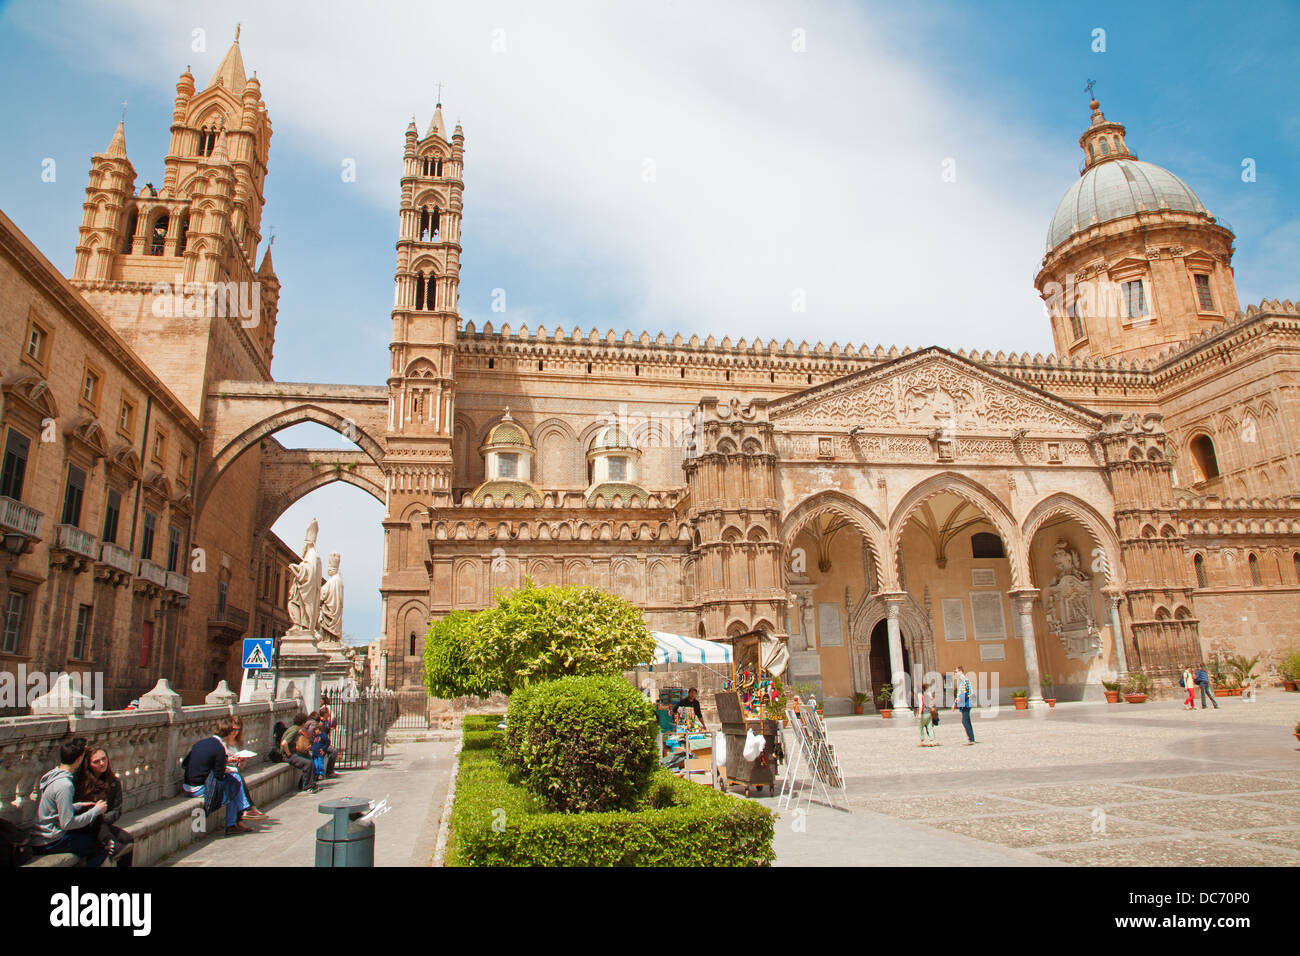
{"left": 817, "top": 603, "right": 843, "bottom": 647}
{"left": 971, "top": 568, "right": 997, "bottom": 588}
{"left": 941, "top": 598, "right": 966, "bottom": 641}
{"left": 978, "top": 643, "right": 1006, "bottom": 662}
{"left": 969, "top": 591, "right": 1007, "bottom": 641}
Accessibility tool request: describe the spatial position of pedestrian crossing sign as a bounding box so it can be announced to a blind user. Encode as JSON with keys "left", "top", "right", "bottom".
{"left": 242, "top": 638, "right": 274, "bottom": 670}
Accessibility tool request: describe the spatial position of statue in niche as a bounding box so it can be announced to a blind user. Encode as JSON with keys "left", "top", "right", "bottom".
{"left": 1046, "top": 538, "right": 1101, "bottom": 661}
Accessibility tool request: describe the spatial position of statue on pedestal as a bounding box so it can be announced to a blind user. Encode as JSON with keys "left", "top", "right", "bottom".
{"left": 287, "top": 518, "right": 323, "bottom": 634}
{"left": 319, "top": 551, "right": 345, "bottom": 643}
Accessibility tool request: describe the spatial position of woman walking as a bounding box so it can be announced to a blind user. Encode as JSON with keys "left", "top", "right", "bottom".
{"left": 918, "top": 685, "right": 937, "bottom": 747}
{"left": 1181, "top": 664, "right": 1196, "bottom": 710}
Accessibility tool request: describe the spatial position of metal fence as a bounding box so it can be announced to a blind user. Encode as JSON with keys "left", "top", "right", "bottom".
{"left": 323, "top": 688, "right": 397, "bottom": 770}
{"left": 392, "top": 690, "right": 431, "bottom": 730}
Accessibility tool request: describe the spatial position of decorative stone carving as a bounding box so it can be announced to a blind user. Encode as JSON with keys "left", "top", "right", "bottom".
{"left": 1044, "top": 539, "right": 1102, "bottom": 661}
{"left": 770, "top": 353, "right": 1096, "bottom": 433}
{"left": 287, "top": 518, "right": 323, "bottom": 634}
{"left": 319, "top": 551, "right": 345, "bottom": 642}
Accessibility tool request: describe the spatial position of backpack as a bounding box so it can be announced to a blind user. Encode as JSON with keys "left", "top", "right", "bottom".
{"left": 0, "top": 819, "right": 33, "bottom": 868}
{"left": 1177, "top": 676, "right": 1185, "bottom": 688}
{"left": 268, "top": 722, "right": 288, "bottom": 762}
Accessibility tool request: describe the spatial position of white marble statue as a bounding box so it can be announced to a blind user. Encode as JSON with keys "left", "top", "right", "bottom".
{"left": 287, "top": 518, "right": 323, "bottom": 634}
{"left": 319, "top": 551, "right": 344, "bottom": 642}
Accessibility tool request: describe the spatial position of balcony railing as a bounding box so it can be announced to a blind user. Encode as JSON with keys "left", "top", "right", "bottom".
{"left": 98, "top": 542, "right": 136, "bottom": 575}
{"left": 136, "top": 559, "right": 167, "bottom": 588}
{"left": 210, "top": 603, "right": 250, "bottom": 630}
{"left": 53, "top": 523, "right": 101, "bottom": 562}
{"left": 0, "top": 496, "right": 43, "bottom": 539}
{"left": 165, "top": 571, "right": 189, "bottom": 596}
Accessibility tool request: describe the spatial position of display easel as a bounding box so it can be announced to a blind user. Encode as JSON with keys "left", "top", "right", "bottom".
{"left": 778, "top": 698, "right": 849, "bottom": 812}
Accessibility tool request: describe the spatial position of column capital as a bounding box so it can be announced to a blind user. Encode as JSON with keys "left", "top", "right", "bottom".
{"left": 880, "top": 591, "right": 907, "bottom": 618}
{"left": 1007, "top": 587, "right": 1040, "bottom": 613}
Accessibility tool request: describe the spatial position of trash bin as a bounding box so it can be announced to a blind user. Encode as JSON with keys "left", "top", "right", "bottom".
{"left": 315, "top": 796, "right": 374, "bottom": 867}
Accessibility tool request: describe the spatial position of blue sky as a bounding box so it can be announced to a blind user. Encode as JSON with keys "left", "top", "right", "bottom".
{"left": 2, "top": 0, "right": 1296, "bottom": 641}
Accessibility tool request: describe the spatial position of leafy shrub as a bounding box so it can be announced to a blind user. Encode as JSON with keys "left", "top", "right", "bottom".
{"left": 448, "top": 748, "right": 775, "bottom": 867}
{"left": 504, "top": 674, "right": 657, "bottom": 812}
{"left": 462, "top": 714, "right": 504, "bottom": 732}
{"left": 461, "top": 730, "right": 501, "bottom": 752}
{"left": 466, "top": 581, "right": 655, "bottom": 694}
{"left": 423, "top": 611, "right": 492, "bottom": 700}
{"left": 1123, "top": 671, "right": 1151, "bottom": 694}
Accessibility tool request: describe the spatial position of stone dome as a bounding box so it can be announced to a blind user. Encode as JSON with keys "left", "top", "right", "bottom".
{"left": 484, "top": 414, "right": 531, "bottom": 447}
{"left": 592, "top": 425, "right": 634, "bottom": 451}
{"left": 1046, "top": 159, "right": 1210, "bottom": 252}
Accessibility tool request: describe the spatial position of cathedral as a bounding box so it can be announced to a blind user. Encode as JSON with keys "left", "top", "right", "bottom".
{"left": 1, "top": 31, "right": 1297, "bottom": 712}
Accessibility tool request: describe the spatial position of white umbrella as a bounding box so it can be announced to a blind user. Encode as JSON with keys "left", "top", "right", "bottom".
{"left": 644, "top": 632, "right": 733, "bottom": 667}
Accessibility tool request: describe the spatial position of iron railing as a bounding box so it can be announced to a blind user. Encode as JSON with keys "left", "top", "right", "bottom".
{"left": 322, "top": 688, "right": 397, "bottom": 770}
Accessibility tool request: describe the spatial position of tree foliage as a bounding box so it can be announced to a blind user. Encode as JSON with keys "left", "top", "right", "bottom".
{"left": 422, "top": 610, "right": 493, "bottom": 700}
{"left": 465, "top": 581, "right": 654, "bottom": 694}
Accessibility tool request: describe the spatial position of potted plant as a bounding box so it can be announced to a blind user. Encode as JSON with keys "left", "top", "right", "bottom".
{"left": 851, "top": 691, "right": 869, "bottom": 715}
{"left": 1041, "top": 674, "right": 1057, "bottom": 708}
{"left": 1225, "top": 654, "right": 1259, "bottom": 698}
{"left": 876, "top": 683, "right": 894, "bottom": 719}
{"left": 1123, "top": 671, "right": 1150, "bottom": 703}
{"left": 1101, "top": 680, "right": 1121, "bottom": 703}
{"left": 1011, "top": 688, "right": 1029, "bottom": 711}
{"left": 1281, "top": 650, "right": 1300, "bottom": 691}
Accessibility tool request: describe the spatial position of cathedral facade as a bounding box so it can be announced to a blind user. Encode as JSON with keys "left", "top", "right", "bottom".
{"left": 2, "top": 33, "right": 1297, "bottom": 713}
{"left": 381, "top": 96, "right": 1300, "bottom": 711}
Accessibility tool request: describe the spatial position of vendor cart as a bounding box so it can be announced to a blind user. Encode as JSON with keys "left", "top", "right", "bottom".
{"left": 715, "top": 691, "right": 781, "bottom": 796}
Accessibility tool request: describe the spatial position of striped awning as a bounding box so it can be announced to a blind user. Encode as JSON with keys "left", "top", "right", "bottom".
{"left": 645, "top": 632, "right": 733, "bottom": 666}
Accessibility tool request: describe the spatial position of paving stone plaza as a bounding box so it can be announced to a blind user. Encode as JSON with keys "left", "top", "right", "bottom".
{"left": 769, "top": 694, "right": 1300, "bottom": 867}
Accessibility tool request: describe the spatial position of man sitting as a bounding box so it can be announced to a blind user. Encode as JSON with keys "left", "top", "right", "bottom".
{"left": 31, "top": 737, "right": 108, "bottom": 866}
{"left": 280, "top": 712, "right": 317, "bottom": 793}
{"left": 182, "top": 717, "right": 249, "bottom": 835}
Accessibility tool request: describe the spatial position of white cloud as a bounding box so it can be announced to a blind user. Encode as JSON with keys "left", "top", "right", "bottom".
{"left": 10, "top": 0, "right": 1069, "bottom": 353}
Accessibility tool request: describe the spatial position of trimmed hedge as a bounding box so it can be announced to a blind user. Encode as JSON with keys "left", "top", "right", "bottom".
{"left": 461, "top": 730, "right": 501, "bottom": 751}
{"left": 462, "top": 714, "right": 505, "bottom": 732}
{"left": 448, "top": 727, "right": 775, "bottom": 867}
{"left": 503, "top": 675, "right": 657, "bottom": 812}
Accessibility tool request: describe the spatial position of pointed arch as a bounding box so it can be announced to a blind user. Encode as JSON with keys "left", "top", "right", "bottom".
{"left": 780, "top": 490, "right": 889, "bottom": 591}
{"left": 1021, "top": 492, "right": 1124, "bottom": 588}
{"left": 889, "top": 472, "right": 1026, "bottom": 589}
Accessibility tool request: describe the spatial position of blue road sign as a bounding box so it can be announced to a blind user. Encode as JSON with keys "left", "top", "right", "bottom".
{"left": 242, "top": 637, "right": 275, "bottom": 670}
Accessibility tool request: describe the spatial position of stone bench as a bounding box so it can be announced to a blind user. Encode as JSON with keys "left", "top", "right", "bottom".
{"left": 20, "top": 762, "right": 298, "bottom": 867}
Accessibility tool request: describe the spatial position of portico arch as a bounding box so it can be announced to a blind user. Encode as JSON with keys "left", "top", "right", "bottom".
{"left": 889, "top": 472, "right": 1027, "bottom": 589}
{"left": 779, "top": 490, "right": 889, "bottom": 592}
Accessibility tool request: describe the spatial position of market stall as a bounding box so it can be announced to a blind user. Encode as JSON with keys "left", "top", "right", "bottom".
{"left": 637, "top": 633, "right": 733, "bottom": 786}
{"left": 714, "top": 629, "right": 787, "bottom": 796}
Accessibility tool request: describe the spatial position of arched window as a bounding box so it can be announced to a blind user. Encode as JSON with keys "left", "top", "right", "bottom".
{"left": 409, "top": 632, "right": 417, "bottom": 656}
{"left": 971, "top": 532, "right": 1005, "bottom": 559}
{"left": 1190, "top": 434, "right": 1220, "bottom": 481}
{"left": 1100, "top": 139, "right": 1110, "bottom": 156}
{"left": 1249, "top": 553, "right": 1262, "bottom": 586}
{"left": 198, "top": 126, "right": 217, "bottom": 157}
{"left": 175, "top": 215, "right": 190, "bottom": 256}
{"left": 1194, "top": 553, "right": 1207, "bottom": 588}
{"left": 1088, "top": 143, "right": 1095, "bottom": 161}
{"left": 414, "top": 273, "right": 426, "bottom": 311}
{"left": 120, "top": 209, "right": 138, "bottom": 254}
{"left": 425, "top": 273, "right": 437, "bottom": 310}
{"left": 147, "top": 214, "right": 169, "bottom": 255}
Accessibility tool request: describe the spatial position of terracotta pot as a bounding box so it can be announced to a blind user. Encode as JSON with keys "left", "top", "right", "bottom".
{"left": 1284, "top": 681, "right": 1296, "bottom": 692}
{"left": 854, "top": 704, "right": 865, "bottom": 715}
{"left": 1123, "top": 693, "right": 1147, "bottom": 704}
{"left": 1044, "top": 698, "right": 1057, "bottom": 708}
{"left": 1104, "top": 690, "right": 1120, "bottom": 703}
{"left": 879, "top": 709, "right": 892, "bottom": 719}
{"left": 1013, "top": 697, "right": 1028, "bottom": 710}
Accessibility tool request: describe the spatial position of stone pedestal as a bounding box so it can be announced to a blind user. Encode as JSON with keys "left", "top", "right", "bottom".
{"left": 271, "top": 629, "right": 328, "bottom": 709}
{"left": 317, "top": 638, "right": 355, "bottom": 686}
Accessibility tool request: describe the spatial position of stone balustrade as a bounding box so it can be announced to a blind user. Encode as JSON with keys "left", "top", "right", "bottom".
{"left": 0, "top": 680, "right": 298, "bottom": 830}
{"left": 98, "top": 541, "right": 136, "bottom": 575}
{"left": 0, "top": 495, "right": 43, "bottom": 539}
{"left": 136, "top": 558, "right": 167, "bottom": 588}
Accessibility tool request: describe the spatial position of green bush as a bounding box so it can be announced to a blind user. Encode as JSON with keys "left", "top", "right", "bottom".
{"left": 448, "top": 750, "right": 775, "bottom": 867}
{"left": 462, "top": 714, "right": 504, "bottom": 732}
{"left": 423, "top": 611, "right": 492, "bottom": 700}
{"left": 503, "top": 675, "right": 657, "bottom": 812}
{"left": 467, "top": 581, "right": 655, "bottom": 694}
{"left": 461, "top": 730, "right": 502, "bottom": 751}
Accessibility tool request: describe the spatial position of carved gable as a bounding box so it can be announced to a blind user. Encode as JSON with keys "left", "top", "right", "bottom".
{"left": 768, "top": 348, "right": 1100, "bottom": 434}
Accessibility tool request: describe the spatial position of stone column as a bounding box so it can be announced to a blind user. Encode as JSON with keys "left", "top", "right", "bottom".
{"left": 1103, "top": 588, "right": 1128, "bottom": 675}
{"left": 882, "top": 592, "right": 909, "bottom": 713}
{"left": 1009, "top": 590, "right": 1046, "bottom": 708}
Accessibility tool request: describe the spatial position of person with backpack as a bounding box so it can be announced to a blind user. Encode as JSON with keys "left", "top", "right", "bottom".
{"left": 1194, "top": 663, "right": 1219, "bottom": 710}
{"left": 280, "top": 712, "right": 318, "bottom": 793}
{"left": 918, "top": 685, "right": 938, "bottom": 747}
{"left": 182, "top": 716, "right": 250, "bottom": 835}
{"left": 951, "top": 666, "right": 977, "bottom": 745}
{"left": 1180, "top": 665, "right": 1196, "bottom": 710}
{"left": 31, "top": 737, "right": 109, "bottom": 865}
{"left": 74, "top": 747, "right": 134, "bottom": 866}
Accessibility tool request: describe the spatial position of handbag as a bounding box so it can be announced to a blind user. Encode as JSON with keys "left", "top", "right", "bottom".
{"left": 930, "top": 706, "right": 939, "bottom": 726}
{"left": 294, "top": 733, "right": 312, "bottom": 756}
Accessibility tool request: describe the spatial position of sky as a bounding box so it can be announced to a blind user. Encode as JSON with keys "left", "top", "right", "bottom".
{"left": 1, "top": 0, "right": 1297, "bottom": 642}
